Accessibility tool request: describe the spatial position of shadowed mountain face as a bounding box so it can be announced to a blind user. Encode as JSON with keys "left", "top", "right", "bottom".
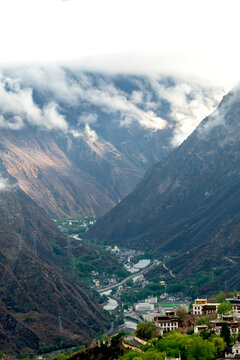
{"left": 87, "top": 90, "right": 240, "bottom": 289}
{"left": 0, "top": 69, "right": 222, "bottom": 217}
{"left": 0, "top": 164, "right": 109, "bottom": 353}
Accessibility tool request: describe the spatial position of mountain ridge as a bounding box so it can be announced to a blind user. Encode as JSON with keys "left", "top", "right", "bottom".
{"left": 0, "top": 70, "right": 222, "bottom": 217}
{"left": 0, "top": 162, "right": 110, "bottom": 353}
{"left": 86, "top": 89, "right": 240, "bottom": 289}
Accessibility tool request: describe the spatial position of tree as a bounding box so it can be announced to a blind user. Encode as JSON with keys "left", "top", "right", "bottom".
{"left": 216, "top": 291, "right": 225, "bottom": 303}
{"left": 220, "top": 322, "right": 231, "bottom": 348}
{"left": 176, "top": 305, "right": 187, "bottom": 318}
{"left": 126, "top": 279, "right": 134, "bottom": 287}
{"left": 136, "top": 322, "right": 159, "bottom": 341}
{"left": 217, "top": 301, "right": 232, "bottom": 316}
{"left": 210, "top": 335, "right": 226, "bottom": 358}
{"left": 142, "top": 352, "right": 165, "bottom": 360}
{"left": 186, "top": 335, "right": 215, "bottom": 360}
{"left": 197, "top": 317, "right": 207, "bottom": 325}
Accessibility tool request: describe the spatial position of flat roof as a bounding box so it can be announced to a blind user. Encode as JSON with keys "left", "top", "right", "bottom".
{"left": 158, "top": 303, "right": 187, "bottom": 307}
{"left": 195, "top": 325, "right": 208, "bottom": 328}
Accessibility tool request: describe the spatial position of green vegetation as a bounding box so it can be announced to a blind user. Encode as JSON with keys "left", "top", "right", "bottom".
{"left": 38, "top": 344, "right": 85, "bottom": 357}
{"left": 217, "top": 301, "right": 233, "bottom": 315}
{"left": 51, "top": 241, "right": 62, "bottom": 255}
{"left": 220, "top": 322, "right": 231, "bottom": 348}
{"left": 120, "top": 283, "right": 165, "bottom": 305}
{"left": 197, "top": 317, "right": 207, "bottom": 325}
{"left": 53, "top": 215, "right": 97, "bottom": 236}
{"left": 216, "top": 291, "right": 225, "bottom": 303}
{"left": 49, "top": 346, "right": 85, "bottom": 360}
{"left": 146, "top": 268, "right": 226, "bottom": 298}
{"left": 53, "top": 216, "right": 129, "bottom": 287}
{"left": 135, "top": 322, "right": 160, "bottom": 341}
{"left": 120, "top": 331, "right": 226, "bottom": 360}
{"left": 72, "top": 251, "right": 128, "bottom": 285}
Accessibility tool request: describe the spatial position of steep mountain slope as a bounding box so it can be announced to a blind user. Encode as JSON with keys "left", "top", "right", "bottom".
{"left": 0, "top": 119, "right": 167, "bottom": 218}
{"left": 86, "top": 90, "right": 240, "bottom": 287}
{"left": 0, "top": 128, "right": 117, "bottom": 217}
{"left": 0, "top": 164, "right": 109, "bottom": 353}
{"left": 0, "top": 69, "right": 222, "bottom": 217}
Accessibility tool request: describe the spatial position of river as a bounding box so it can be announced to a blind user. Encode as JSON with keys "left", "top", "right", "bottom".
{"left": 102, "top": 290, "right": 118, "bottom": 311}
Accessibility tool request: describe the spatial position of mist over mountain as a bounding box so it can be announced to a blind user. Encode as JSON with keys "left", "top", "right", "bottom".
{"left": 0, "top": 67, "right": 230, "bottom": 353}
{"left": 87, "top": 88, "right": 240, "bottom": 289}
{"left": 0, "top": 67, "right": 223, "bottom": 216}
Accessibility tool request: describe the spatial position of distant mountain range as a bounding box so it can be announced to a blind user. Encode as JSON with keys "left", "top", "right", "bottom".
{"left": 87, "top": 89, "right": 240, "bottom": 291}
{"left": 0, "top": 68, "right": 226, "bottom": 352}
{"left": 0, "top": 69, "right": 222, "bottom": 217}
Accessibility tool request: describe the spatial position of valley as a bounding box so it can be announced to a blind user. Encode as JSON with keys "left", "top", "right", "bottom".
{"left": 55, "top": 217, "right": 222, "bottom": 340}
{"left": 0, "top": 69, "right": 236, "bottom": 358}
{"left": 1, "top": 1, "right": 240, "bottom": 358}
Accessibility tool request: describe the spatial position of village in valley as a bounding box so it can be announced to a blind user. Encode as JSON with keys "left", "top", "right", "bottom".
{"left": 54, "top": 217, "right": 240, "bottom": 359}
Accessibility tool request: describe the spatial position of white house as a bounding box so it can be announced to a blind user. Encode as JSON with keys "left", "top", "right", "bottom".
{"left": 154, "top": 315, "right": 179, "bottom": 333}
{"left": 194, "top": 324, "right": 208, "bottom": 333}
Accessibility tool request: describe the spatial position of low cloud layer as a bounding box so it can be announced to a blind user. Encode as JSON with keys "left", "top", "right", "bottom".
{"left": 148, "top": 78, "right": 224, "bottom": 145}
{"left": 0, "top": 177, "right": 14, "bottom": 192}
{"left": 198, "top": 87, "right": 240, "bottom": 136}
{"left": 0, "top": 67, "right": 226, "bottom": 146}
{"left": 0, "top": 73, "right": 68, "bottom": 131}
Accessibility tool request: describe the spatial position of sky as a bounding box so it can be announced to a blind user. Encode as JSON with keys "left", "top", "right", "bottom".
{"left": 0, "top": 0, "right": 240, "bottom": 89}
{"left": 0, "top": 0, "right": 238, "bottom": 191}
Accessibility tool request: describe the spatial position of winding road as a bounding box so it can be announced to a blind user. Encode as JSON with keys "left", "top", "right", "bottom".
{"left": 98, "top": 260, "right": 158, "bottom": 294}
{"left": 162, "top": 263, "right": 176, "bottom": 278}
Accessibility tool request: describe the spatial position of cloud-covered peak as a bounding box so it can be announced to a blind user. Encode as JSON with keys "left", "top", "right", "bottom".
{"left": 0, "top": 67, "right": 225, "bottom": 146}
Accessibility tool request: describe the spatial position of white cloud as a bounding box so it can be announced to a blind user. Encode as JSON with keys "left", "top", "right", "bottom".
{"left": 198, "top": 88, "right": 240, "bottom": 136}
{"left": 79, "top": 82, "right": 167, "bottom": 130}
{"left": 0, "top": 74, "right": 68, "bottom": 131}
{"left": 78, "top": 113, "right": 98, "bottom": 124}
{"left": 8, "top": 67, "right": 168, "bottom": 131}
{"left": 0, "top": 67, "right": 226, "bottom": 145}
{"left": 148, "top": 77, "right": 225, "bottom": 146}
{"left": 0, "top": 177, "right": 14, "bottom": 191}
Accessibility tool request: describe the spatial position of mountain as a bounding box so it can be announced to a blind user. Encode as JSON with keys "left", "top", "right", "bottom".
{"left": 86, "top": 89, "right": 240, "bottom": 289}
{"left": 0, "top": 163, "right": 109, "bottom": 354}
{"left": 0, "top": 69, "right": 222, "bottom": 217}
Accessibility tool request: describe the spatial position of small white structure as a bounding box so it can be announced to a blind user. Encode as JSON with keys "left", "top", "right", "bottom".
{"left": 142, "top": 312, "right": 162, "bottom": 323}
{"left": 194, "top": 324, "right": 208, "bottom": 333}
{"left": 112, "top": 245, "right": 120, "bottom": 252}
{"left": 232, "top": 342, "right": 240, "bottom": 357}
{"left": 135, "top": 302, "right": 154, "bottom": 312}
{"left": 145, "top": 296, "right": 158, "bottom": 304}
